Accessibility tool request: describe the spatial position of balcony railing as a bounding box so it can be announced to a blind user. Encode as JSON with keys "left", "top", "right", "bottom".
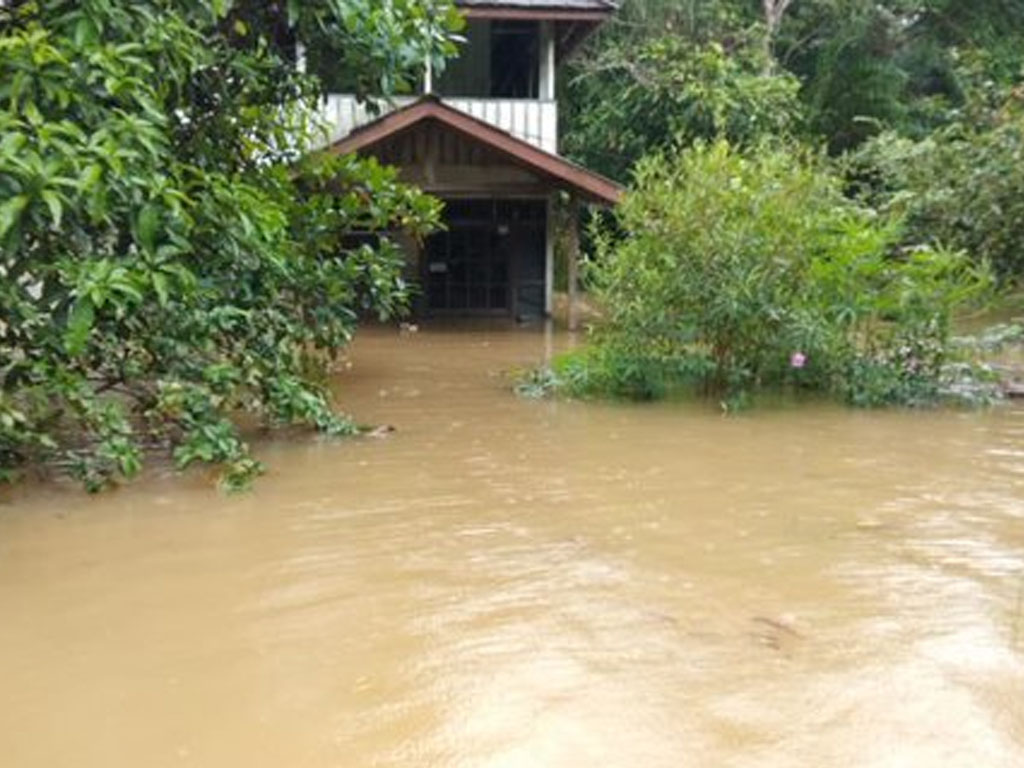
{"left": 319, "top": 94, "right": 558, "bottom": 155}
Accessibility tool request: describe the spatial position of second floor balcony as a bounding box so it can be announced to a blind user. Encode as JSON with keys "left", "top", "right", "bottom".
{"left": 319, "top": 94, "right": 557, "bottom": 154}
{"left": 312, "top": 18, "right": 559, "bottom": 154}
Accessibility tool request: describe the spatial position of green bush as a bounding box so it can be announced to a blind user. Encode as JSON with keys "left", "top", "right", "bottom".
{"left": 557, "top": 140, "right": 990, "bottom": 407}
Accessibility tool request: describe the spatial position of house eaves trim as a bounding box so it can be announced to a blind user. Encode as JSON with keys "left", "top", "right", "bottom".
{"left": 327, "top": 97, "right": 622, "bottom": 206}
{"left": 459, "top": 7, "right": 612, "bottom": 21}
{"left": 456, "top": 0, "right": 616, "bottom": 13}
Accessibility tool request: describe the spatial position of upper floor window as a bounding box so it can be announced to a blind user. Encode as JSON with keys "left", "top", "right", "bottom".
{"left": 437, "top": 20, "right": 540, "bottom": 99}
{"left": 308, "top": 19, "right": 545, "bottom": 99}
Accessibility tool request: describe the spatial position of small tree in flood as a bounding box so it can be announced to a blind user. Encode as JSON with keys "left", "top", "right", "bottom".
{"left": 553, "top": 140, "right": 989, "bottom": 406}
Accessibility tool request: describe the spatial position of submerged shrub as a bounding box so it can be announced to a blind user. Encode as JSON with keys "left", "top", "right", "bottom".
{"left": 562, "top": 140, "right": 990, "bottom": 406}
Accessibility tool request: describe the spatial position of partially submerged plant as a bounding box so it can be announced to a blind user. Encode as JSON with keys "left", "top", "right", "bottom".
{"left": 535, "top": 140, "right": 992, "bottom": 407}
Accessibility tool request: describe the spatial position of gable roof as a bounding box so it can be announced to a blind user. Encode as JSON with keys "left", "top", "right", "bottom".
{"left": 456, "top": 0, "right": 615, "bottom": 8}
{"left": 328, "top": 97, "right": 622, "bottom": 205}
{"left": 455, "top": 0, "right": 615, "bottom": 59}
{"left": 456, "top": 0, "right": 615, "bottom": 21}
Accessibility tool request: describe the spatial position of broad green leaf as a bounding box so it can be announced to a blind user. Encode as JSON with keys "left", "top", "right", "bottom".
{"left": 152, "top": 271, "right": 169, "bottom": 307}
{"left": 41, "top": 189, "right": 63, "bottom": 229}
{"left": 74, "top": 16, "right": 100, "bottom": 48}
{"left": 65, "top": 300, "right": 95, "bottom": 356}
{"left": 0, "top": 195, "right": 28, "bottom": 239}
{"left": 137, "top": 203, "right": 160, "bottom": 253}
{"left": 211, "top": 0, "right": 232, "bottom": 18}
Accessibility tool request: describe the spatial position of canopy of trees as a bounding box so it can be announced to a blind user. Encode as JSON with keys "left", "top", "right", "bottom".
{"left": 566, "top": 0, "right": 1024, "bottom": 166}
{"left": 564, "top": 0, "right": 1024, "bottom": 281}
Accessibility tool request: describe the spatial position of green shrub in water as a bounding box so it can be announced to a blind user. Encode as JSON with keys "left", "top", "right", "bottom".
{"left": 559, "top": 140, "right": 990, "bottom": 406}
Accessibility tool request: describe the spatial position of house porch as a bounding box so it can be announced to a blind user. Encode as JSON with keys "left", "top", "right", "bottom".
{"left": 329, "top": 97, "right": 620, "bottom": 322}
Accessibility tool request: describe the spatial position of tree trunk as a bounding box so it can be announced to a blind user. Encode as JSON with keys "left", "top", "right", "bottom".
{"left": 761, "top": 0, "right": 794, "bottom": 73}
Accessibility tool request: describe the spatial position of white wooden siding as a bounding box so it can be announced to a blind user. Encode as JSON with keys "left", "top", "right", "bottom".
{"left": 319, "top": 95, "right": 558, "bottom": 155}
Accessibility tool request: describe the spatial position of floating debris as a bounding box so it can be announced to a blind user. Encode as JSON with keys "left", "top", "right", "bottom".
{"left": 750, "top": 614, "right": 804, "bottom": 653}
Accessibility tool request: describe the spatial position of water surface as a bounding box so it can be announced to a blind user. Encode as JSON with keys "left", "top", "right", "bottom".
{"left": 2, "top": 326, "right": 1023, "bottom": 767}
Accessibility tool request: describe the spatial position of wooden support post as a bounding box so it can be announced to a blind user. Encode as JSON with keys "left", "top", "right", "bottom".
{"left": 545, "top": 194, "right": 555, "bottom": 317}
{"left": 566, "top": 197, "right": 581, "bottom": 332}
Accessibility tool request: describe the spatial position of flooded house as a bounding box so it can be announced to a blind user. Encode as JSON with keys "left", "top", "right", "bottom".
{"left": 311, "top": 0, "right": 622, "bottom": 321}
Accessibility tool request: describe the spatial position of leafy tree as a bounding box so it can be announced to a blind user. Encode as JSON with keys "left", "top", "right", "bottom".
{"left": 851, "top": 81, "right": 1024, "bottom": 281}
{"left": 565, "top": 0, "right": 1024, "bottom": 166}
{"left": 0, "top": 0, "right": 461, "bottom": 490}
{"left": 791, "top": 2, "right": 910, "bottom": 150}
{"left": 563, "top": 0, "right": 801, "bottom": 180}
{"left": 546, "top": 141, "right": 989, "bottom": 405}
{"left": 564, "top": 34, "right": 801, "bottom": 181}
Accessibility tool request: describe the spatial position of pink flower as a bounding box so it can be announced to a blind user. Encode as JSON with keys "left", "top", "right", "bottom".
{"left": 790, "top": 351, "right": 807, "bottom": 369}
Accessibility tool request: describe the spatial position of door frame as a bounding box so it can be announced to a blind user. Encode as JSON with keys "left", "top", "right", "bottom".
{"left": 419, "top": 196, "right": 548, "bottom": 317}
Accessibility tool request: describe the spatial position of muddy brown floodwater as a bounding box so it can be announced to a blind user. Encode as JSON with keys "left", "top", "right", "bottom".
{"left": 2, "top": 325, "right": 1024, "bottom": 767}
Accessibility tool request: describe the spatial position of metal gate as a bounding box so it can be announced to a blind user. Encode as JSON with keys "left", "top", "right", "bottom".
{"left": 423, "top": 199, "right": 545, "bottom": 317}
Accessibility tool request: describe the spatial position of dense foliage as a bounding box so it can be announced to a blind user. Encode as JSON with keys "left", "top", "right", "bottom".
{"left": 851, "top": 82, "right": 1024, "bottom": 280}
{"left": 566, "top": 0, "right": 1024, "bottom": 170}
{"left": 534, "top": 141, "right": 989, "bottom": 406}
{"left": 0, "top": 0, "right": 460, "bottom": 489}
{"left": 563, "top": 35, "right": 802, "bottom": 181}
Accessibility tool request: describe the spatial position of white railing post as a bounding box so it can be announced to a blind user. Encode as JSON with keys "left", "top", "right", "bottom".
{"left": 539, "top": 22, "right": 555, "bottom": 101}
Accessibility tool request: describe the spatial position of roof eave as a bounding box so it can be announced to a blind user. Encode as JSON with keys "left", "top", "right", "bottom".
{"left": 460, "top": 7, "right": 613, "bottom": 21}
{"left": 328, "top": 97, "right": 622, "bottom": 206}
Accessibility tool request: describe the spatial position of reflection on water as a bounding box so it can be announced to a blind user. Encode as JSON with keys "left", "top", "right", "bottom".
{"left": 1, "top": 325, "right": 1023, "bottom": 767}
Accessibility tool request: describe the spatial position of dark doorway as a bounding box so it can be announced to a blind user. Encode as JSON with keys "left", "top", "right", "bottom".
{"left": 422, "top": 199, "right": 546, "bottom": 317}
{"left": 490, "top": 21, "right": 540, "bottom": 98}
